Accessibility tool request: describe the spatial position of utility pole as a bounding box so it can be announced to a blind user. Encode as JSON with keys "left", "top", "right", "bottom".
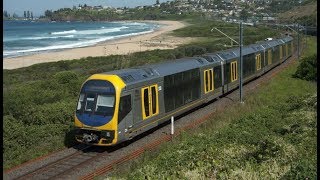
{"left": 304, "top": 24, "right": 307, "bottom": 49}
{"left": 239, "top": 21, "right": 244, "bottom": 104}
{"left": 211, "top": 21, "right": 244, "bottom": 104}
{"left": 211, "top": 24, "right": 244, "bottom": 103}
{"left": 297, "top": 24, "right": 300, "bottom": 60}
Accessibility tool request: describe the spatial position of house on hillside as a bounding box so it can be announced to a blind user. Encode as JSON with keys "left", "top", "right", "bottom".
{"left": 93, "top": 6, "right": 103, "bottom": 10}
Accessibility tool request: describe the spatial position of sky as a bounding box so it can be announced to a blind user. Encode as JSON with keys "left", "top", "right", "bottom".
{"left": 3, "top": 0, "right": 173, "bottom": 17}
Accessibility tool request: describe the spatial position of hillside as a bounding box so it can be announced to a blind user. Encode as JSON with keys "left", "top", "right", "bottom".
{"left": 277, "top": 0, "right": 317, "bottom": 26}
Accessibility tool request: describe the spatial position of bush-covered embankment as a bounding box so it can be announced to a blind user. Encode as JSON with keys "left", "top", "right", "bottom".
{"left": 3, "top": 19, "right": 282, "bottom": 170}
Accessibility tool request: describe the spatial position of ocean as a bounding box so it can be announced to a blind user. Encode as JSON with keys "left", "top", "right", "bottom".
{"left": 3, "top": 20, "right": 161, "bottom": 58}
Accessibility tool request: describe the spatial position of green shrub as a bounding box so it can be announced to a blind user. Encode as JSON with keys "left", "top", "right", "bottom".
{"left": 53, "top": 71, "right": 78, "bottom": 84}
{"left": 166, "top": 45, "right": 207, "bottom": 59}
{"left": 56, "top": 60, "right": 71, "bottom": 70}
{"left": 293, "top": 54, "right": 317, "bottom": 81}
{"left": 281, "top": 159, "right": 317, "bottom": 179}
{"left": 21, "top": 101, "right": 75, "bottom": 125}
{"left": 3, "top": 115, "right": 25, "bottom": 145}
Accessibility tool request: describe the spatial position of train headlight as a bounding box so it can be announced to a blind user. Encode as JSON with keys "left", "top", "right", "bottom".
{"left": 106, "top": 132, "right": 110, "bottom": 137}
{"left": 101, "top": 130, "right": 114, "bottom": 138}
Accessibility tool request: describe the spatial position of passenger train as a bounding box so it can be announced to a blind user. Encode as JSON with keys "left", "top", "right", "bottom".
{"left": 74, "top": 36, "right": 295, "bottom": 146}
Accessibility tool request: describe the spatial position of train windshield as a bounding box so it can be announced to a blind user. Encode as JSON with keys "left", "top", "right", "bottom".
{"left": 76, "top": 80, "right": 116, "bottom": 117}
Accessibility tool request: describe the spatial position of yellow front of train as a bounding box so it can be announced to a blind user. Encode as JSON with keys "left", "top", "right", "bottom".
{"left": 74, "top": 74, "right": 125, "bottom": 146}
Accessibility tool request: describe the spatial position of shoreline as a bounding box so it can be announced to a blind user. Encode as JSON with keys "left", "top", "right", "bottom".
{"left": 3, "top": 20, "right": 193, "bottom": 70}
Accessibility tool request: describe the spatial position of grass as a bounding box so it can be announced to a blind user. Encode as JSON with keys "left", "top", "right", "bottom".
{"left": 106, "top": 37, "right": 317, "bottom": 179}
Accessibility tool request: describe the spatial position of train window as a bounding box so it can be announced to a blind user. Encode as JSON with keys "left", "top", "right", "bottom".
{"left": 85, "top": 94, "right": 96, "bottom": 112}
{"left": 151, "top": 85, "right": 159, "bottom": 115}
{"left": 256, "top": 54, "right": 261, "bottom": 70}
{"left": 214, "top": 66, "right": 222, "bottom": 89}
{"left": 205, "top": 71, "right": 209, "bottom": 92}
{"left": 142, "top": 87, "right": 150, "bottom": 119}
{"left": 285, "top": 44, "right": 288, "bottom": 57}
{"left": 196, "top": 58, "right": 204, "bottom": 64}
{"left": 274, "top": 46, "right": 279, "bottom": 62}
{"left": 268, "top": 50, "right": 272, "bottom": 65}
{"left": 209, "top": 69, "right": 213, "bottom": 91}
{"left": 164, "top": 69, "right": 200, "bottom": 113}
{"left": 95, "top": 95, "right": 115, "bottom": 115}
{"left": 118, "top": 95, "right": 132, "bottom": 124}
{"left": 204, "top": 69, "right": 214, "bottom": 94}
{"left": 231, "top": 61, "right": 238, "bottom": 82}
{"left": 202, "top": 56, "right": 214, "bottom": 62}
{"left": 279, "top": 45, "right": 283, "bottom": 60}
{"left": 141, "top": 84, "right": 159, "bottom": 120}
{"left": 77, "top": 94, "right": 85, "bottom": 110}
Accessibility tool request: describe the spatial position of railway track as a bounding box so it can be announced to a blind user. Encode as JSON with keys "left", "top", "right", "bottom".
{"left": 4, "top": 52, "right": 299, "bottom": 180}
{"left": 9, "top": 145, "right": 108, "bottom": 180}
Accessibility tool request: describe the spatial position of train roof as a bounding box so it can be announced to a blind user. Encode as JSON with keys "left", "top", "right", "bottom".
{"left": 102, "top": 37, "right": 293, "bottom": 86}
{"left": 209, "top": 46, "right": 261, "bottom": 58}
{"left": 259, "top": 41, "right": 272, "bottom": 49}
{"left": 282, "top": 36, "right": 293, "bottom": 42}
{"left": 106, "top": 57, "right": 209, "bottom": 85}
{"left": 103, "top": 67, "right": 159, "bottom": 84}
{"left": 147, "top": 57, "right": 208, "bottom": 76}
{"left": 265, "top": 39, "right": 281, "bottom": 47}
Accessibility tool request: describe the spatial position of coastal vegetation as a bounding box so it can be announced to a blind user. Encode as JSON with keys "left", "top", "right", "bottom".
{"left": 3, "top": 18, "right": 315, "bottom": 176}
{"left": 41, "top": 7, "right": 205, "bottom": 22}
{"left": 293, "top": 54, "right": 317, "bottom": 81}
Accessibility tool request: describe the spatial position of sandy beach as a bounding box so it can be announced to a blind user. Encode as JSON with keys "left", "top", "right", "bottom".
{"left": 3, "top": 20, "right": 194, "bottom": 70}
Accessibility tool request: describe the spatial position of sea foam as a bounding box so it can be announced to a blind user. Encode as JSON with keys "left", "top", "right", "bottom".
{"left": 4, "top": 21, "right": 160, "bottom": 58}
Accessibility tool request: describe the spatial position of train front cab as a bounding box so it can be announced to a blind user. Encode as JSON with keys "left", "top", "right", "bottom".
{"left": 74, "top": 74, "right": 127, "bottom": 146}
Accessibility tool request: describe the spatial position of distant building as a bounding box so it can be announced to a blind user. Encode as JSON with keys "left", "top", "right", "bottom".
{"left": 93, "top": 6, "right": 103, "bottom": 10}
{"left": 116, "top": 9, "right": 124, "bottom": 13}
{"left": 262, "top": 16, "right": 276, "bottom": 21}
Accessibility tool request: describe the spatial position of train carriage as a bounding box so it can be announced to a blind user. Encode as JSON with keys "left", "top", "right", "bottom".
{"left": 74, "top": 36, "right": 294, "bottom": 146}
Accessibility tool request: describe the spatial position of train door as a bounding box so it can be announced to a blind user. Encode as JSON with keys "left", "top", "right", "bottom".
{"left": 220, "top": 61, "right": 225, "bottom": 94}
{"left": 285, "top": 44, "right": 288, "bottom": 58}
{"left": 230, "top": 61, "right": 238, "bottom": 83}
{"left": 204, "top": 69, "right": 214, "bottom": 94}
{"left": 141, "top": 84, "right": 159, "bottom": 120}
{"left": 268, "top": 49, "right": 272, "bottom": 65}
{"left": 279, "top": 45, "right": 283, "bottom": 61}
{"left": 263, "top": 50, "right": 266, "bottom": 69}
{"left": 118, "top": 92, "right": 133, "bottom": 133}
{"left": 255, "top": 53, "right": 261, "bottom": 71}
